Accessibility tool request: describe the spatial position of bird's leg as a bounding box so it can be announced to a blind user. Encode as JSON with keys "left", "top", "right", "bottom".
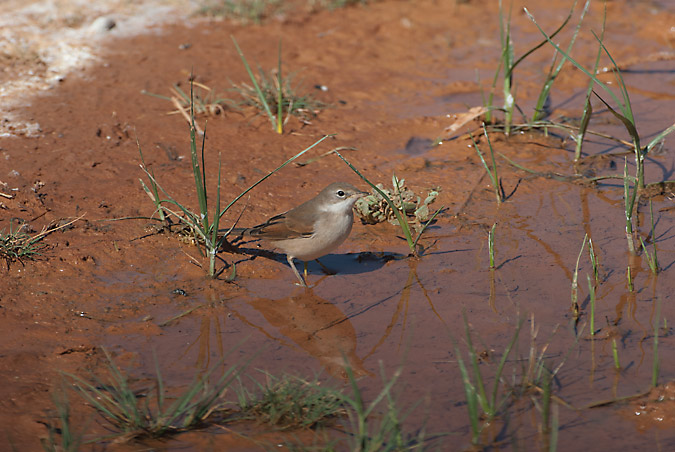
{"left": 315, "top": 258, "right": 336, "bottom": 275}
{"left": 287, "top": 255, "right": 308, "bottom": 287}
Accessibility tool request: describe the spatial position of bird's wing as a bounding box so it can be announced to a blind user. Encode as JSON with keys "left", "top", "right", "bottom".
{"left": 247, "top": 211, "right": 314, "bottom": 240}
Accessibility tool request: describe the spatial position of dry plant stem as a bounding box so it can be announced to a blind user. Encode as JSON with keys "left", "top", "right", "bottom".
{"left": 172, "top": 96, "right": 203, "bottom": 134}
{"left": 1, "top": 214, "right": 84, "bottom": 265}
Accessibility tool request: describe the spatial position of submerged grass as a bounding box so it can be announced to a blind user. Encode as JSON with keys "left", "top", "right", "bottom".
{"left": 53, "top": 352, "right": 436, "bottom": 449}
{"left": 40, "top": 388, "right": 86, "bottom": 452}
{"left": 65, "top": 348, "right": 247, "bottom": 441}
{"left": 337, "top": 363, "right": 431, "bottom": 452}
{"left": 235, "top": 372, "right": 345, "bottom": 430}
{"left": 612, "top": 338, "right": 620, "bottom": 370}
{"left": 522, "top": 5, "right": 675, "bottom": 264}
{"left": 488, "top": 223, "right": 496, "bottom": 269}
{"left": 652, "top": 299, "right": 661, "bottom": 387}
{"left": 587, "top": 274, "right": 596, "bottom": 336}
{"left": 525, "top": 6, "right": 675, "bottom": 192}
{"left": 639, "top": 200, "right": 659, "bottom": 274}
{"left": 570, "top": 234, "right": 588, "bottom": 320}
{"left": 484, "top": 0, "right": 585, "bottom": 131}
{"left": 454, "top": 313, "right": 571, "bottom": 449}
{"left": 454, "top": 313, "right": 523, "bottom": 445}
{"left": 530, "top": 0, "right": 589, "bottom": 124}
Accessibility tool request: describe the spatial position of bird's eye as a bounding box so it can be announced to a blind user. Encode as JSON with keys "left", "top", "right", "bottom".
{"left": 337, "top": 190, "right": 345, "bottom": 197}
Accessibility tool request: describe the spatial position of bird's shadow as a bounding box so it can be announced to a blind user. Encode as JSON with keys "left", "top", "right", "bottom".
{"left": 227, "top": 241, "right": 402, "bottom": 276}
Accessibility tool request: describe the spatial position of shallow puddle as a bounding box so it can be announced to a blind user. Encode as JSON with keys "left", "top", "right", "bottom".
{"left": 1, "top": 0, "right": 675, "bottom": 450}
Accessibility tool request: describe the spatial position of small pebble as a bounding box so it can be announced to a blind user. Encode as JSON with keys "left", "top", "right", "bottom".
{"left": 89, "top": 16, "right": 116, "bottom": 34}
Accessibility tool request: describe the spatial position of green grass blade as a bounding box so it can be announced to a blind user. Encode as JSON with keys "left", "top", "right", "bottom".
{"left": 524, "top": 8, "right": 625, "bottom": 113}
{"left": 587, "top": 274, "right": 595, "bottom": 335}
{"left": 453, "top": 342, "right": 481, "bottom": 441}
{"left": 612, "top": 338, "right": 621, "bottom": 370}
{"left": 507, "top": 0, "right": 579, "bottom": 80}
{"left": 231, "top": 36, "right": 277, "bottom": 131}
{"left": 571, "top": 234, "right": 588, "bottom": 318}
{"left": 592, "top": 92, "right": 639, "bottom": 148}
{"left": 277, "top": 40, "right": 283, "bottom": 134}
{"left": 532, "top": 0, "right": 589, "bottom": 122}
{"left": 188, "top": 82, "right": 209, "bottom": 233}
{"left": 411, "top": 205, "right": 444, "bottom": 251}
{"left": 462, "top": 312, "right": 490, "bottom": 415}
{"left": 646, "top": 123, "right": 675, "bottom": 154}
{"left": 575, "top": 3, "right": 604, "bottom": 160}
{"left": 490, "top": 318, "right": 522, "bottom": 409}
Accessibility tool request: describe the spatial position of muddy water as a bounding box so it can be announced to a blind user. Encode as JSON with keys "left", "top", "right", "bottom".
{"left": 1, "top": 0, "right": 675, "bottom": 450}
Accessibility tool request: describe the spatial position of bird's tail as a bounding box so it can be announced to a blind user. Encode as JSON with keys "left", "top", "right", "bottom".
{"left": 218, "top": 227, "right": 252, "bottom": 243}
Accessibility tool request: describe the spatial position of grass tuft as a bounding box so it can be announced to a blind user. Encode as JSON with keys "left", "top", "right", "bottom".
{"left": 337, "top": 363, "right": 431, "bottom": 451}
{"left": 196, "top": 0, "right": 282, "bottom": 23}
{"left": 65, "top": 348, "right": 247, "bottom": 441}
{"left": 0, "top": 217, "right": 81, "bottom": 269}
{"left": 231, "top": 37, "right": 324, "bottom": 133}
{"left": 40, "top": 387, "right": 86, "bottom": 452}
{"left": 454, "top": 312, "right": 522, "bottom": 444}
{"left": 236, "top": 372, "right": 345, "bottom": 430}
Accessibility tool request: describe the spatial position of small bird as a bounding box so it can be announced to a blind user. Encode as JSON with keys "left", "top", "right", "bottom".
{"left": 234, "top": 182, "right": 366, "bottom": 287}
